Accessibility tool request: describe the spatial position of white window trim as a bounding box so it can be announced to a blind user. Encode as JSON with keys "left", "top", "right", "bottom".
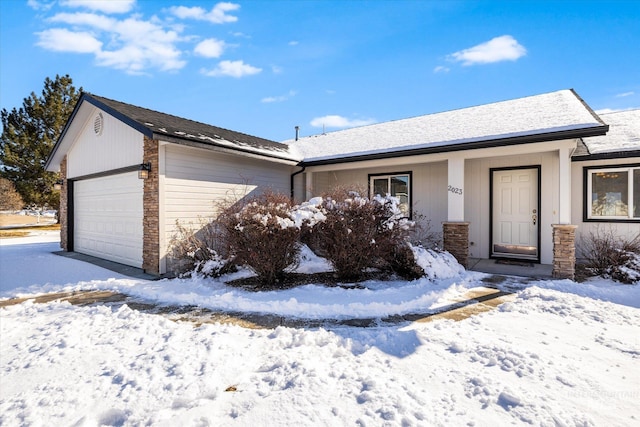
{"left": 369, "top": 172, "right": 412, "bottom": 217}
{"left": 586, "top": 165, "right": 639, "bottom": 220}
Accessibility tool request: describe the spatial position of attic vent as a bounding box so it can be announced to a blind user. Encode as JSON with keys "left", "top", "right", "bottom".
{"left": 93, "top": 113, "right": 104, "bottom": 136}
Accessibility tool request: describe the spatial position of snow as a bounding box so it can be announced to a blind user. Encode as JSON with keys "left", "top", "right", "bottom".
{"left": 1, "top": 232, "right": 639, "bottom": 426}
{"left": 286, "top": 89, "right": 605, "bottom": 162}
{"left": 582, "top": 109, "right": 640, "bottom": 154}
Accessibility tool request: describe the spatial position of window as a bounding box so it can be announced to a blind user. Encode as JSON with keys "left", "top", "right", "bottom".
{"left": 369, "top": 172, "right": 411, "bottom": 216}
{"left": 586, "top": 165, "right": 640, "bottom": 220}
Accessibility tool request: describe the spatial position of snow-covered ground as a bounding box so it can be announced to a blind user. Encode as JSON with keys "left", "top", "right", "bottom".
{"left": 1, "top": 232, "right": 638, "bottom": 426}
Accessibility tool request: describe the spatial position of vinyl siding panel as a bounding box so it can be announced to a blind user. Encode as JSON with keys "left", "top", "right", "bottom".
{"left": 571, "top": 157, "right": 640, "bottom": 259}
{"left": 67, "top": 107, "right": 143, "bottom": 178}
{"left": 162, "top": 144, "right": 292, "bottom": 267}
{"left": 313, "top": 161, "right": 448, "bottom": 238}
{"left": 465, "top": 152, "right": 558, "bottom": 263}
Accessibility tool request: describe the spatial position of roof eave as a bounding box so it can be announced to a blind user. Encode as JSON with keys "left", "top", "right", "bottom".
{"left": 572, "top": 149, "right": 640, "bottom": 162}
{"left": 300, "top": 125, "right": 609, "bottom": 167}
{"left": 154, "top": 133, "right": 301, "bottom": 165}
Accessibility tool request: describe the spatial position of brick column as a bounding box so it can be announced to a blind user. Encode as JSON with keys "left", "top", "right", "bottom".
{"left": 552, "top": 224, "right": 577, "bottom": 280}
{"left": 443, "top": 222, "right": 470, "bottom": 268}
{"left": 142, "top": 137, "right": 160, "bottom": 275}
{"left": 59, "top": 156, "right": 69, "bottom": 251}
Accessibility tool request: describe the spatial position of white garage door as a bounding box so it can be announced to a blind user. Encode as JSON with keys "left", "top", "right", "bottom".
{"left": 74, "top": 172, "right": 144, "bottom": 268}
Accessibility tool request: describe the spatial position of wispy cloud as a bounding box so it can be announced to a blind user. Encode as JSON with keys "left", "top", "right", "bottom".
{"left": 59, "top": 0, "right": 135, "bottom": 14}
{"left": 448, "top": 35, "right": 526, "bottom": 66}
{"left": 288, "top": 40, "right": 299, "bottom": 46}
{"left": 261, "top": 90, "right": 297, "bottom": 103}
{"left": 616, "top": 91, "right": 635, "bottom": 98}
{"left": 40, "top": 11, "right": 186, "bottom": 74}
{"left": 27, "top": 0, "right": 55, "bottom": 12}
{"left": 36, "top": 28, "right": 102, "bottom": 53}
{"left": 310, "top": 115, "right": 376, "bottom": 129}
{"left": 194, "top": 38, "right": 225, "bottom": 58}
{"left": 201, "top": 60, "right": 262, "bottom": 77}
{"left": 433, "top": 65, "right": 450, "bottom": 73}
{"left": 33, "top": 1, "right": 252, "bottom": 76}
{"left": 170, "top": 2, "right": 239, "bottom": 24}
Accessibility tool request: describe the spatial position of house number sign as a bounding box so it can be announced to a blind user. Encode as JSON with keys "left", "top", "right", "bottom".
{"left": 448, "top": 185, "right": 463, "bottom": 195}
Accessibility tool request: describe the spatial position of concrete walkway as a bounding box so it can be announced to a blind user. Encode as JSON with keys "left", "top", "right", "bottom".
{"left": 0, "top": 283, "right": 520, "bottom": 329}
{"left": 469, "top": 258, "right": 553, "bottom": 279}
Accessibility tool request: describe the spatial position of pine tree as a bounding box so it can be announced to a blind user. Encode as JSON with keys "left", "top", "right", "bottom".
{"left": 0, "top": 74, "right": 81, "bottom": 210}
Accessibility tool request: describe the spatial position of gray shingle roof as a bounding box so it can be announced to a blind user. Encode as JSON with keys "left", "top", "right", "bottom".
{"left": 85, "top": 93, "right": 299, "bottom": 161}
{"left": 576, "top": 109, "right": 640, "bottom": 158}
{"left": 287, "top": 89, "right": 608, "bottom": 164}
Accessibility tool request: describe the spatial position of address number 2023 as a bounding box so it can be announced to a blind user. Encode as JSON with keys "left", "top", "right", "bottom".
{"left": 448, "top": 185, "right": 463, "bottom": 195}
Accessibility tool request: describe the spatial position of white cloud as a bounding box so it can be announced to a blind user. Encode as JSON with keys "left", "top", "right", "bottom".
{"left": 261, "top": 90, "right": 297, "bottom": 103}
{"left": 194, "top": 38, "right": 225, "bottom": 58}
{"left": 36, "top": 28, "right": 102, "bottom": 53}
{"left": 170, "top": 2, "right": 239, "bottom": 24}
{"left": 310, "top": 115, "right": 376, "bottom": 129}
{"left": 49, "top": 12, "right": 115, "bottom": 30}
{"left": 433, "top": 65, "right": 450, "bottom": 73}
{"left": 288, "top": 40, "right": 299, "bottom": 46}
{"left": 448, "top": 35, "right": 526, "bottom": 66}
{"left": 59, "top": 0, "right": 135, "bottom": 14}
{"left": 39, "top": 12, "right": 186, "bottom": 74}
{"left": 616, "top": 91, "right": 635, "bottom": 98}
{"left": 27, "top": 0, "right": 55, "bottom": 11}
{"left": 201, "top": 60, "right": 262, "bottom": 77}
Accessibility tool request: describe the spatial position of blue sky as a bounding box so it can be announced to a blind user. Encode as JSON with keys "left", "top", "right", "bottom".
{"left": 1, "top": 0, "right": 638, "bottom": 142}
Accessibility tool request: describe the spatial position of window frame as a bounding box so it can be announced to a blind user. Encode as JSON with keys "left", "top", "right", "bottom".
{"left": 583, "top": 163, "right": 640, "bottom": 223}
{"left": 368, "top": 171, "right": 412, "bottom": 218}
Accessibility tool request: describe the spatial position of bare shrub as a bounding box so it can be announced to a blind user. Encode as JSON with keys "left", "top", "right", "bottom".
{"left": 168, "top": 219, "right": 235, "bottom": 277}
{"left": 218, "top": 190, "right": 301, "bottom": 286}
{"left": 303, "top": 187, "right": 419, "bottom": 280}
{"left": 409, "top": 211, "right": 442, "bottom": 249}
{"left": 578, "top": 227, "right": 640, "bottom": 284}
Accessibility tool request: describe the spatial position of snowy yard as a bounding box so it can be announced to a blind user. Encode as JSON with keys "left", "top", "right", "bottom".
{"left": 1, "top": 232, "right": 638, "bottom": 426}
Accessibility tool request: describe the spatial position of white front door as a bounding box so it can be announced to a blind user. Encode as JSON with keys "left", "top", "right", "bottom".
{"left": 492, "top": 168, "right": 539, "bottom": 260}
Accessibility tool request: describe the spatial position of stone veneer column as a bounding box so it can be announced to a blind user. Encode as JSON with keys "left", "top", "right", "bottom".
{"left": 552, "top": 224, "right": 577, "bottom": 280}
{"left": 443, "top": 222, "right": 469, "bottom": 268}
{"left": 59, "top": 156, "right": 68, "bottom": 251}
{"left": 142, "top": 137, "right": 160, "bottom": 275}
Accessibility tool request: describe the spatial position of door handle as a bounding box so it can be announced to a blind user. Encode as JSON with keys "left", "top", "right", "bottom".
{"left": 532, "top": 214, "right": 537, "bottom": 225}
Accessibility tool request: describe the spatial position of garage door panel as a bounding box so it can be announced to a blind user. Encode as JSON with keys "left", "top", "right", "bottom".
{"left": 74, "top": 172, "right": 143, "bottom": 268}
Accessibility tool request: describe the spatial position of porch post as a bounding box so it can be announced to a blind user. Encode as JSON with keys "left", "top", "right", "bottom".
{"left": 552, "top": 224, "right": 577, "bottom": 280}
{"left": 552, "top": 147, "right": 576, "bottom": 279}
{"left": 443, "top": 222, "right": 470, "bottom": 268}
{"left": 443, "top": 157, "right": 469, "bottom": 267}
{"left": 558, "top": 147, "right": 572, "bottom": 224}
{"left": 447, "top": 157, "right": 465, "bottom": 222}
{"left": 305, "top": 171, "right": 313, "bottom": 201}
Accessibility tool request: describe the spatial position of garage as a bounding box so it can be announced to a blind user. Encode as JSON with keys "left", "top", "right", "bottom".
{"left": 73, "top": 172, "right": 144, "bottom": 268}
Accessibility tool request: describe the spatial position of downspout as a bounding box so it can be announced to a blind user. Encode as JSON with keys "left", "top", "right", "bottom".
{"left": 290, "top": 165, "right": 306, "bottom": 200}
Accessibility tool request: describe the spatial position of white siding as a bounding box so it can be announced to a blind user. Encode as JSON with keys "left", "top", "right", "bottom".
{"left": 161, "top": 144, "right": 292, "bottom": 268}
{"left": 465, "top": 152, "right": 558, "bottom": 263}
{"left": 571, "top": 157, "right": 640, "bottom": 258}
{"left": 67, "top": 107, "right": 144, "bottom": 178}
{"left": 309, "top": 161, "right": 448, "bottom": 239}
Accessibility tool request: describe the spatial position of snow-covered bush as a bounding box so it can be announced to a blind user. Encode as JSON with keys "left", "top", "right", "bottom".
{"left": 578, "top": 228, "right": 640, "bottom": 284}
{"left": 218, "top": 191, "right": 302, "bottom": 286}
{"left": 302, "top": 188, "right": 420, "bottom": 280}
{"left": 168, "top": 219, "right": 235, "bottom": 278}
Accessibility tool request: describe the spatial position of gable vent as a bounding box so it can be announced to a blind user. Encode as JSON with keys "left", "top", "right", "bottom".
{"left": 94, "top": 113, "right": 104, "bottom": 136}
